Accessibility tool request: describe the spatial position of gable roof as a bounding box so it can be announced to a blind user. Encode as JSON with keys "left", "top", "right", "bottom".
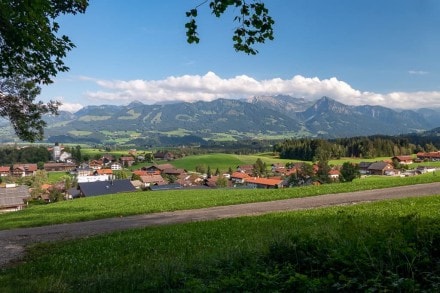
{"left": 13, "top": 164, "right": 38, "bottom": 172}
{"left": 231, "top": 172, "right": 250, "bottom": 179}
{"left": 368, "top": 161, "right": 391, "bottom": 171}
{"left": 244, "top": 177, "right": 283, "bottom": 186}
{"left": 78, "top": 179, "right": 136, "bottom": 197}
{"left": 0, "top": 166, "right": 10, "bottom": 172}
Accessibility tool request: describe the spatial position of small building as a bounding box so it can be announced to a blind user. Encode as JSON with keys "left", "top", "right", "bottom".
{"left": 12, "top": 164, "right": 38, "bottom": 177}
{"left": 44, "top": 162, "right": 76, "bottom": 172}
{"left": 244, "top": 177, "right": 283, "bottom": 189}
{"left": 140, "top": 174, "right": 166, "bottom": 187}
{"left": 367, "top": 162, "right": 394, "bottom": 175}
{"left": 392, "top": 156, "right": 413, "bottom": 165}
{"left": 0, "top": 166, "right": 10, "bottom": 177}
{"left": 416, "top": 151, "right": 440, "bottom": 161}
{"left": 120, "top": 156, "right": 135, "bottom": 167}
{"left": 78, "top": 179, "right": 136, "bottom": 197}
{"left": 0, "top": 184, "right": 30, "bottom": 212}
{"left": 110, "top": 162, "right": 122, "bottom": 170}
{"left": 230, "top": 171, "right": 250, "bottom": 184}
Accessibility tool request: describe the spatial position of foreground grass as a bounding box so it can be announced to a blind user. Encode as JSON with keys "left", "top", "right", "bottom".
{"left": 1, "top": 196, "right": 439, "bottom": 292}
{"left": 1, "top": 173, "right": 439, "bottom": 230}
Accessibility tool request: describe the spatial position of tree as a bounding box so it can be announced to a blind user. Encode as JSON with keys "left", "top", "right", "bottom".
{"left": 186, "top": 0, "right": 274, "bottom": 55}
{"left": 1, "top": 1, "right": 273, "bottom": 141}
{"left": 0, "top": 1, "right": 88, "bottom": 141}
{"left": 340, "top": 162, "right": 360, "bottom": 183}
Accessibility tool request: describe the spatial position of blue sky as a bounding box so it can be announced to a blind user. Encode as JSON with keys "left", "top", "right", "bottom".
{"left": 41, "top": 0, "right": 440, "bottom": 112}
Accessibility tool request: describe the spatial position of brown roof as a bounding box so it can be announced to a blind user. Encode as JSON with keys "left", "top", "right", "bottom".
{"left": 0, "top": 166, "right": 10, "bottom": 172}
{"left": 231, "top": 172, "right": 250, "bottom": 179}
{"left": 13, "top": 164, "right": 38, "bottom": 172}
{"left": 96, "top": 169, "right": 113, "bottom": 175}
{"left": 244, "top": 177, "right": 283, "bottom": 186}
{"left": 140, "top": 174, "right": 165, "bottom": 184}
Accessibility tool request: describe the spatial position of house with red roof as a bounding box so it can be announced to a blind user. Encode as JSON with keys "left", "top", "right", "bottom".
{"left": 0, "top": 166, "right": 10, "bottom": 177}
{"left": 244, "top": 177, "right": 283, "bottom": 189}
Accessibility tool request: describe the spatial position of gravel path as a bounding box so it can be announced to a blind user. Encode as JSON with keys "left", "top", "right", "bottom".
{"left": 1, "top": 182, "right": 439, "bottom": 268}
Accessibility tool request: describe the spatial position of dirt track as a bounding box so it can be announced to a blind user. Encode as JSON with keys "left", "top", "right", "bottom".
{"left": 1, "top": 182, "right": 439, "bottom": 268}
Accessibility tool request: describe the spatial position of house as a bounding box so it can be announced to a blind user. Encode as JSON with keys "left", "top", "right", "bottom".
{"left": 237, "top": 165, "right": 254, "bottom": 174}
{"left": 0, "top": 184, "right": 30, "bottom": 212}
{"left": 76, "top": 165, "right": 93, "bottom": 177}
{"left": 416, "top": 166, "right": 437, "bottom": 174}
{"left": 0, "top": 166, "right": 10, "bottom": 177}
{"left": 77, "top": 174, "right": 111, "bottom": 183}
{"left": 101, "top": 154, "right": 115, "bottom": 165}
{"left": 59, "top": 151, "right": 72, "bottom": 163}
{"left": 162, "top": 168, "right": 185, "bottom": 176}
{"left": 12, "top": 164, "right": 38, "bottom": 177}
{"left": 120, "top": 156, "right": 135, "bottom": 167}
{"left": 78, "top": 179, "right": 136, "bottom": 197}
{"left": 230, "top": 172, "right": 250, "bottom": 184}
{"left": 244, "top": 177, "right": 283, "bottom": 189}
{"left": 43, "top": 162, "right": 76, "bottom": 172}
{"left": 89, "top": 160, "right": 104, "bottom": 170}
{"left": 328, "top": 169, "right": 340, "bottom": 180}
{"left": 110, "top": 162, "right": 122, "bottom": 170}
{"left": 416, "top": 151, "right": 440, "bottom": 161}
{"left": 95, "top": 169, "right": 113, "bottom": 176}
{"left": 358, "top": 162, "right": 372, "bottom": 174}
{"left": 392, "top": 156, "right": 413, "bottom": 165}
{"left": 130, "top": 180, "right": 143, "bottom": 190}
{"left": 140, "top": 174, "right": 166, "bottom": 187}
{"left": 142, "top": 165, "right": 162, "bottom": 174}
{"left": 367, "top": 162, "right": 394, "bottom": 175}
{"left": 154, "top": 151, "right": 174, "bottom": 161}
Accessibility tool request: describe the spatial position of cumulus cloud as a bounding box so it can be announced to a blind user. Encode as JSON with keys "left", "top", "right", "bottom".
{"left": 58, "top": 101, "right": 84, "bottom": 113}
{"left": 83, "top": 72, "right": 440, "bottom": 109}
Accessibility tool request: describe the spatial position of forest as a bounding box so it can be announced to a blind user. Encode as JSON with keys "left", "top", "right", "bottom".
{"left": 273, "top": 135, "right": 439, "bottom": 161}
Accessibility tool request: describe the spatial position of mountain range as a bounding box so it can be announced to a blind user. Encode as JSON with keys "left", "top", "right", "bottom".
{"left": 1, "top": 95, "right": 439, "bottom": 145}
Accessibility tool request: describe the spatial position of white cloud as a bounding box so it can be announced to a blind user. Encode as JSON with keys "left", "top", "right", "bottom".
{"left": 58, "top": 102, "right": 84, "bottom": 113}
{"left": 83, "top": 72, "right": 440, "bottom": 109}
{"left": 408, "top": 70, "right": 429, "bottom": 75}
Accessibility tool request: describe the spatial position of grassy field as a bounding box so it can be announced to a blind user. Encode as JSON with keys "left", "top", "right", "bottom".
{"left": 1, "top": 195, "right": 438, "bottom": 292}
{"left": 171, "top": 153, "right": 294, "bottom": 173}
{"left": 1, "top": 173, "right": 439, "bottom": 230}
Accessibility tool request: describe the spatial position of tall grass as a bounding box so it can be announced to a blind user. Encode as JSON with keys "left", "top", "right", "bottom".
{"left": 1, "top": 196, "right": 439, "bottom": 292}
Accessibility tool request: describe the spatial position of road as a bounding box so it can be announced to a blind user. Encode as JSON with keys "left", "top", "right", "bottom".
{"left": 1, "top": 182, "right": 439, "bottom": 268}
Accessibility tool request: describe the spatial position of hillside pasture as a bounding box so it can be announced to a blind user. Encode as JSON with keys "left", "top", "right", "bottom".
{"left": 1, "top": 196, "right": 438, "bottom": 292}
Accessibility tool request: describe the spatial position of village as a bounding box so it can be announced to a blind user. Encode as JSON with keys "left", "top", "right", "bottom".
{"left": 0, "top": 143, "right": 439, "bottom": 213}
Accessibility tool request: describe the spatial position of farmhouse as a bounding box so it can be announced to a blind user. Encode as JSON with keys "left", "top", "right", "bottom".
{"left": 0, "top": 166, "right": 10, "bottom": 177}
{"left": 0, "top": 184, "right": 30, "bottom": 212}
{"left": 367, "top": 162, "right": 394, "bottom": 175}
{"left": 244, "top": 177, "right": 283, "bottom": 189}
{"left": 230, "top": 171, "right": 250, "bottom": 184}
{"left": 12, "top": 164, "right": 38, "bottom": 177}
{"left": 392, "top": 156, "right": 413, "bottom": 165}
{"left": 416, "top": 151, "right": 440, "bottom": 161}
{"left": 44, "top": 162, "right": 76, "bottom": 172}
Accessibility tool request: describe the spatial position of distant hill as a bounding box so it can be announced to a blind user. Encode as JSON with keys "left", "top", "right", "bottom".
{"left": 0, "top": 95, "right": 438, "bottom": 146}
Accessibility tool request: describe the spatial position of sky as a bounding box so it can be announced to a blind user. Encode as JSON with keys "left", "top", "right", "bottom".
{"left": 41, "top": 0, "right": 440, "bottom": 112}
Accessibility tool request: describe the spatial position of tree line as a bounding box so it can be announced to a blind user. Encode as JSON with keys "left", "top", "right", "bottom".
{"left": 273, "top": 136, "right": 439, "bottom": 161}
{"left": 0, "top": 146, "right": 51, "bottom": 165}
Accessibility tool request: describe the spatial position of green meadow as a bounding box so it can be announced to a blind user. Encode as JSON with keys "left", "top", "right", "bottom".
{"left": 1, "top": 196, "right": 438, "bottom": 292}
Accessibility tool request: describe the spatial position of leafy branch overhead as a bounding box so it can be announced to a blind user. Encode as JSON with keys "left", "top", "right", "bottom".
{"left": 186, "top": 0, "right": 275, "bottom": 55}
